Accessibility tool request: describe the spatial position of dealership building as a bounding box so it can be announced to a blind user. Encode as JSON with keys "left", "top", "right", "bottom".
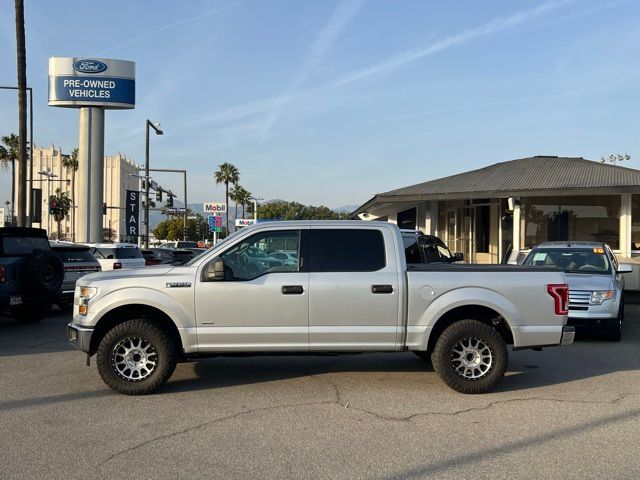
{"left": 353, "top": 156, "right": 640, "bottom": 263}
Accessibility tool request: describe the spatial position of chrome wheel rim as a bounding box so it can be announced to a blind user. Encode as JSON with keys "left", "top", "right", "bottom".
{"left": 111, "top": 337, "right": 158, "bottom": 381}
{"left": 450, "top": 337, "right": 493, "bottom": 380}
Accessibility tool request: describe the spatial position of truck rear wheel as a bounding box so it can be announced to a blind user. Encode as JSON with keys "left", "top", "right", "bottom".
{"left": 431, "top": 319, "right": 508, "bottom": 394}
{"left": 96, "top": 319, "right": 177, "bottom": 395}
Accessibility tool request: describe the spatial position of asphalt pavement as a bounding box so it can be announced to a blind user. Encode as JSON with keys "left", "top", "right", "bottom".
{"left": 1, "top": 306, "right": 639, "bottom": 480}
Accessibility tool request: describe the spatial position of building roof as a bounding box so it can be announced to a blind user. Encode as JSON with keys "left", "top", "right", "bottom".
{"left": 353, "top": 156, "right": 640, "bottom": 216}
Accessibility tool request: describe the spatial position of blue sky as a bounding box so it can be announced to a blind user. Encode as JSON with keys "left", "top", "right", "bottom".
{"left": 1, "top": 0, "right": 640, "bottom": 209}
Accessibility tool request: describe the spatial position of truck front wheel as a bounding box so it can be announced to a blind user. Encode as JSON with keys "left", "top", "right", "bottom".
{"left": 96, "top": 319, "right": 177, "bottom": 395}
{"left": 432, "top": 319, "right": 508, "bottom": 394}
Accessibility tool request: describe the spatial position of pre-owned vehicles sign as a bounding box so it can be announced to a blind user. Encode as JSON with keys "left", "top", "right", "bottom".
{"left": 48, "top": 57, "right": 135, "bottom": 109}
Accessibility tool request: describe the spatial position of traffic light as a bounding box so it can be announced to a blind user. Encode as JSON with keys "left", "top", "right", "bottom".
{"left": 166, "top": 195, "right": 174, "bottom": 207}
{"left": 141, "top": 180, "right": 146, "bottom": 190}
{"left": 103, "top": 203, "right": 107, "bottom": 215}
{"left": 156, "top": 190, "right": 163, "bottom": 202}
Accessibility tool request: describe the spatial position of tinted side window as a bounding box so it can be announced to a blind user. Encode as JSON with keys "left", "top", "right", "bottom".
{"left": 420, "top": 240, "right": 442, "bottom": 263}
{"left": 311, "top": 229, "right": 385, "bottom": 272}
{"left": 403, "top": 237, "right": 421, "bottom": 263}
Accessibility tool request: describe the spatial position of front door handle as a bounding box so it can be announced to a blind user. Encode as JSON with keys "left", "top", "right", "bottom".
{"left": 372, "top": 284, "right": 393, "bottom": 294}
{"left": 282, "top": 285, "right": 304, "bottom": 295}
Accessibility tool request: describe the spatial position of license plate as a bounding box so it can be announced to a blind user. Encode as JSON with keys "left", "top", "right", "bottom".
{"left": 10, "top": 296, "right": 23, "bottom": 306}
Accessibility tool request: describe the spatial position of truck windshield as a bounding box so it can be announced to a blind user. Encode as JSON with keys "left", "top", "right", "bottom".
{"left": 523, "top": 248, "right": 611, "bottom": 274}
{"left": 2, "top": 236, "right": 50, "bottom": 255}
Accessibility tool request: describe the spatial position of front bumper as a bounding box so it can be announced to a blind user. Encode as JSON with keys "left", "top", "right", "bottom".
{"left": 560, "top": 325, "right": 575, "bottom": 345}
{"left": 568, "top": 317, "right": 619, "bottom": 330}
{"left": 67, "top": 322, "right": 93, "bottom": 353}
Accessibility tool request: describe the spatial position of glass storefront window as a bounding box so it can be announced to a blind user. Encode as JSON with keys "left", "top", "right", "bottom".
{"left": 632, "top": 195, "right": 640, "bottom": 250}
{"left": 522, "top": 195, "right": 620, "bottom": 249}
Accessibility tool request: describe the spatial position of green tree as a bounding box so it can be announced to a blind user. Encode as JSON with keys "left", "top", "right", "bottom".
{"left": 49, "top": 188, "right": 71, "bottom": 240}
{"left": 213, "top": 162, "right": 239, "bottom": 237}
{"left": 258, "top": 201, "right": 350, "bottom": 220}
{"left": 153, "top": 213, "right": 210, "bottom": 242}
{"left": 61, "top": 147, "right": 78, "bottom": 240}
{"left": 0, "top": 134, "right": 21, "bottom": 221}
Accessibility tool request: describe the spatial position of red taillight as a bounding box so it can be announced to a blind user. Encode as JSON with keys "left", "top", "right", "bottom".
{"left": 113, "top": 262, "right": 122, "bottom": 270}
{"left": 547, "top": 284, "right": 569, "bottom": 315}
{"left": 0, "top": 265, "right": 5, "bottom": 284}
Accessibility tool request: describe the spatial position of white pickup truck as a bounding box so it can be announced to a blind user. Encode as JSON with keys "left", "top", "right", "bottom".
{"left": 68, "top": 221, "right": 574, "bottom": 395}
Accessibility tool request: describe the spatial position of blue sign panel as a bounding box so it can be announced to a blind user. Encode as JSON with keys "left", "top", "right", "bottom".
{"left": 50, "top": 76, "right": 135, "bottom": 107}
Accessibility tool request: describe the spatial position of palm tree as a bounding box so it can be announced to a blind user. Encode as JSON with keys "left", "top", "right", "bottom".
{"left": 235, "top": 186, "right": 252, "bottom": 219}
{"left": 213, "top": 162, "right": 239, "bottom": 236}
{"left": 49, "top": 188, "right": 71, "bottom": 240}
{"left": 61, "top": 148, "right": 78, "bottom": 240}
{"left": 15, "top": 0, "right": 28, "bottom": 226}
{"left": 229, "top": 184, "right": 240, "bottom": 227}
{"left": 0, "top": 134, "right": 21, "bottom": 222}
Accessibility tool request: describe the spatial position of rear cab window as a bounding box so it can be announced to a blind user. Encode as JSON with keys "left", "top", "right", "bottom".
{"left": 310, "top": 229, "right": 385, "bottom": 272}
{"left": 2, "top": 236, "right": 50, "bottom": 256}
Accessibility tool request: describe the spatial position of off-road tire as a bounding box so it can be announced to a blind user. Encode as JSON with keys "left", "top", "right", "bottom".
{"left": 96, "top": 319, "right": 177, "bottom": 395}
{"left": 431, "top": 319, "right": 508, "bottom": 394}
{"left": 21, "top": 251, "right": 64, "bottom": 295}
{"left": 12, "top": 301, "right": 53, "bottom": 323}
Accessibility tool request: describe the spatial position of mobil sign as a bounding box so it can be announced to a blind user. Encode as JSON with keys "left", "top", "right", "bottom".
{"left": 203, "top": 202, "right": 226, "bottom": 214}
{"left": 235, "top": 219, "right": 256, "bottom": 227}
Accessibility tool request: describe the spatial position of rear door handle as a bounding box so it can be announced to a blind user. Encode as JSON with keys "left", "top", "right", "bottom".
{"left": 282, "top": 285, "right": 304, "bottom": 295}
{"left": 371, "top": 284, "right": 393, "bottom": 294}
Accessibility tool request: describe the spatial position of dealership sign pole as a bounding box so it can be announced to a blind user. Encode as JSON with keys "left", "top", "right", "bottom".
{"left": 48, "top": 57, "right": 135, "bottom": 242}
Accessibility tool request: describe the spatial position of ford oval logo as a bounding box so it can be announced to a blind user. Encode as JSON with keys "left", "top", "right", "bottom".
{"left": 72, "top": 59, "right": 107, "bottom": 74}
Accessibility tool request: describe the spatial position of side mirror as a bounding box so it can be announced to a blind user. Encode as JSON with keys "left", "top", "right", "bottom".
{"left": 617, "top": 263, "right": 633, "bottom": 273}
{"left": 203, "top": 256, "right": 225, "bottom": 281}
{"left": 453, "top": 252, "right": 464, "bottom": 262}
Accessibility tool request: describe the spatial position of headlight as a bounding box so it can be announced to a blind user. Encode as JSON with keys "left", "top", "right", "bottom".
{"left": 78, "top": 286, "right": 97, "bottom": 299}
{"left": 590, "top": 290, "right": 614, "bottom": 305}
{"left": 75, "top": 286, "right": 97, "bottom": 315}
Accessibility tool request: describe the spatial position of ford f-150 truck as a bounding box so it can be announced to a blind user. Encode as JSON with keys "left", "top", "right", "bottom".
{"left": 67, "top": 221, "right": 574, "bottom": 395}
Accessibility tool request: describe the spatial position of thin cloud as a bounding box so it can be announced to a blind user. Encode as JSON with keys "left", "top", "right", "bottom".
{"left": 261, "top": 0, "right": 364, "bottom": 137}
{"left": 325, "top": 0, "right": 575, "bottom": 89}
{"left": 93, "top": 3, "right": 241, "bottom": 56}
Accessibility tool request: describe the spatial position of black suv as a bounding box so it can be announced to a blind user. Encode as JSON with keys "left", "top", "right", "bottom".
{"left": 0, "top": 227, "right": 64, "bottom": 322}
{"left": 401, "top": 230, "right": 464, "bottom": 264}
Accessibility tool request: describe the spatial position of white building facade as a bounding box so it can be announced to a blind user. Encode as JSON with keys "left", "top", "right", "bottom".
{"left": 19, "top": 145, "right": 140, "bottom": 241}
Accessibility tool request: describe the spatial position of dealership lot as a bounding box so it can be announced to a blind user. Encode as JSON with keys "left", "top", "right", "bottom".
{"left": 1, "top": 308, "right": 639, "bottom": 480}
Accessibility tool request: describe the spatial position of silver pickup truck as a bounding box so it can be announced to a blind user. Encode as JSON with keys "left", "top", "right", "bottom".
{"left": 68, "top": 221, "right": 574, "bottom": 395}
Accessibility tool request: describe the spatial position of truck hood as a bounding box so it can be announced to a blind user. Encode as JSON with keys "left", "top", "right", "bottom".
{"left": 78, "top": 266, "right": 175, "bottom": 286}
{"left": 564, "top": 272, "right": 613, "bottom": 291}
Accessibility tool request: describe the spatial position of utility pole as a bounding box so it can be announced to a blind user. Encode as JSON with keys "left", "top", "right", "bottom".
{"left": 144, "top": 120, "right": 163, "bottom": 248}
{"left": 14, "top": 0, "right": 28, "bottom": 226}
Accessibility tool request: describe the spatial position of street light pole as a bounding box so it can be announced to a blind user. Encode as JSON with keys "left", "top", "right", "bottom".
{"left": 144, "top": 119, "right": 163, "bottom": 248}
{"left": 249, "top": 196, "right": 263, "bottom": 222}
{"left": 38, "top": 168, "right": 58, "bottom": 237}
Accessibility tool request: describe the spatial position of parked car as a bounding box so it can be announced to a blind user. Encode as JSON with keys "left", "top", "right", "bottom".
{"left": 141, "top": 249, "right": 164, "bottom": 266}
{"left": 68, "top": 221, "right": 573, "bottom": 395}
{"left": 523, "top": 241, "right": 631, "bottom": 341}
{"left": 87, "top": 243, "right": 145, "bottom": 270}
{"left": 150, "top": 248, "right": 195, "bottom": 266}
{"left": 401, "top": 230, "right": 464, "bottom": 264}
{"left": 269, "top": 250, "right": 299, "bottom": 266}
{"left": 50, "top": 241, "right": 101, "bottom": 310}
{"left": 159, "top": 241, "right": 199, "bottom": 250}
{"left": 0, "top": 227, "right": 64, "bottom": 322}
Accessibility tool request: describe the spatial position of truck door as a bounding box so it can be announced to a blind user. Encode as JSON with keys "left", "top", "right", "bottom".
{"left": 308, "top": 227, "right": 401, "bottom": 351}
{"left": 195, "top": 228, "right": 309, "bottom": 351}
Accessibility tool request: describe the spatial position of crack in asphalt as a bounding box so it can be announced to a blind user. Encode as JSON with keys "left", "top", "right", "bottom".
{"left": 99, "top": 366, "right": 640, "bottom": 467}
